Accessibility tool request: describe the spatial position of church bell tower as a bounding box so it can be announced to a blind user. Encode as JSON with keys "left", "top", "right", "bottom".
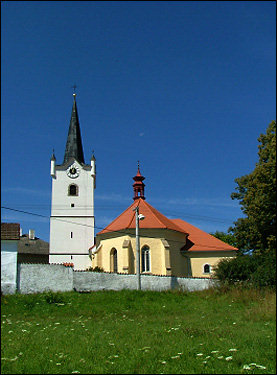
{"left": 49, "top": 93, "right": 96, "bottom": 270}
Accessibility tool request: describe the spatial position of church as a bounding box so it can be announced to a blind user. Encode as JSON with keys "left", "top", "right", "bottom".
{"left": 91, "top": 165, "right": 238, "bottom": 278}
{"left": 49, "top": 94, "right": 237, "bottom": 274}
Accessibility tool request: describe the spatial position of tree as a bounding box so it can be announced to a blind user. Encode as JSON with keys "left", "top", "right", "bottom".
{"left": 210, "top": 231, "right": 238, "bottom": 248}
{"left": 229, "top": 120, "right": 276, "bottom": 255}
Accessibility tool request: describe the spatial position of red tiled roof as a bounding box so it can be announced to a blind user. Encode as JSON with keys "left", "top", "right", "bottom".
{"left": 97, "top": 199, "right": 238, "bottom": 252}
{"left": 1, "top": 223, "right": 20, "bottom": 240}
{"left": 98, "top": 198, "right": 188, "bottom": 235}
{"left": 171, "top": 219, "right": 238, "bottom": 252}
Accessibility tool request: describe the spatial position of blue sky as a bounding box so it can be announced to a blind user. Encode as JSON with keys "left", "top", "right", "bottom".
{"left": 1, "top": 1, "right": 276, "bottom": 241}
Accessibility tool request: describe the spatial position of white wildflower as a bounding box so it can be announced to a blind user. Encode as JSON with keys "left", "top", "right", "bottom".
{"left": 243, "top": 365, "right": 251, "bottom": 370}
{"left": 211, "top": 350, "right": 219, "bottom": 354}
{"left": 225, "top": 356, "right": 233, "bottom": 361}
{"left": 229, "top": 348, "right": 237, "bottom": 352}
{"left": 56, "top": 363, "right": 61, "bottom": 365}
{"left": 171, "top": 355, "right": 180, "bottom": 359}
{"left": 196, "top": 353, "right": 203, "bottom": 356}
{"left": 217, "top": 356, "right": 224, "bottom": 359}
{"left": 161, "top": 361, "right": 166, "bottom": 364}
{"left": 255, "top": 365, "right": 266, "bottom": 369}
{"left": 1, "top": 356, "right": 18, "bottom": 361}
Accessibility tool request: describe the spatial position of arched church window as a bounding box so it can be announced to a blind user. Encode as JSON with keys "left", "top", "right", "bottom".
{"left": 141, "top": 245, "right": 150, "bottom": 272}
{"left": 68, "top": 184, "right": 78, "bottom": 196}
{"left": 203, "top": 264, "right": 211, "bottom": 274}
{"left": 110, "top": 248, "right": 118, "bottom": 273}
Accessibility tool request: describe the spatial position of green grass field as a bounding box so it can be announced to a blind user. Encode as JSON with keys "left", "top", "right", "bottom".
{"left": 1, "top": 287, "right": 276, "bottom": 374}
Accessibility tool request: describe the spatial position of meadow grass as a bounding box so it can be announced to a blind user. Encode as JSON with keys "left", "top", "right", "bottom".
{"left": 1, "top": 287, "right": 276, "bottom": 374}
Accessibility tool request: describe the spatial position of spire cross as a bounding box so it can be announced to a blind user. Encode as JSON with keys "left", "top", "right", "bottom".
{"left": 71, "top": 84, "right": 77, "bottom": 94}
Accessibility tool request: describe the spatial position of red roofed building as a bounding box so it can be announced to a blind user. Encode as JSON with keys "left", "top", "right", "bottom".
{"left": 92, "top": 166, "right": 237, "bottom": 277}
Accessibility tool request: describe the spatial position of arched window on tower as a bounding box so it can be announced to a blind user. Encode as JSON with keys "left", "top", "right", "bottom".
{"left": 141, "top": 245, "right": 150, "bottom": 273}
{"left": 68, "top": 184, "right": 78, "bottom": 196}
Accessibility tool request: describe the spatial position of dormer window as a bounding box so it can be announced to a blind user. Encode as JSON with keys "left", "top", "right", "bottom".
{"left": 68, "top": 184, "right": 78, "bottom": 196}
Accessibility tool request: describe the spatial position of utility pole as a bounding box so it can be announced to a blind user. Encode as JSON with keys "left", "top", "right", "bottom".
{"left": 134, "top": 206, "right": 145, "bottom": 290}
{"left": 135, "top": 206, "right": 141, "bottom": 290}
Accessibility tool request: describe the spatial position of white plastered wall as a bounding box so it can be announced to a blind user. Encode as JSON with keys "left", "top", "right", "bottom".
{"left": 49, "top": 160, "right": 95, "bottom": 270}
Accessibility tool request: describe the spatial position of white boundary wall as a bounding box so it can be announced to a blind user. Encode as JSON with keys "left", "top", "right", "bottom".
{"left": 18, "top": 264, "right": 73, "bottom": 294}
{"left": 14, "top": 264, "right": 218, "bottom": 294}
{"left": 73, "top": 272, "right": 217, "bottom": 292}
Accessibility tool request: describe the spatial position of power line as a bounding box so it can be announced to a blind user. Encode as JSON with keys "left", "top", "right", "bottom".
{"left": 1, "top": 205, "right": 236, "bottom": 249}
{"left": 1, "top": 202, "right": 236, "bottom": 224}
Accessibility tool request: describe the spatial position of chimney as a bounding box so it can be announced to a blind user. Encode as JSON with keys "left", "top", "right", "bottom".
{"left": 29, "top": 229, "right": 35, "bottom": 240}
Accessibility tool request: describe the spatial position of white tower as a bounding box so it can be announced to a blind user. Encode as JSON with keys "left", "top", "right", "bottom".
{"left": 49, "top": 93, "right": 96, "bottom": 270}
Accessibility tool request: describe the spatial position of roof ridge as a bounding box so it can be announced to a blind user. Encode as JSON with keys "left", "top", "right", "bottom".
{"left": 99, "top": 200, "right": 138, "bottom": 233}
{"left": 142, "top": 200, "right": 169, "bottom": 228}
{"left": 142, "top": 200, "right": 187, "bottom": 232}
{"left": 125, "top": 200, "right": 140, "bottom": 228}
{"left": 171, "top": 219, "right": 238, "bottom": 251}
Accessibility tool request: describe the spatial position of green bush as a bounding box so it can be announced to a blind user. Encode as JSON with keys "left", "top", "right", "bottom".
{"left": 85, "top": 266, "right": 104, "bottom": 272}
{"left": 213, "top": 253, "right": 276, "bottom": 288}
{"left": 213, "top": 255, "right": 256, "bottom": 284}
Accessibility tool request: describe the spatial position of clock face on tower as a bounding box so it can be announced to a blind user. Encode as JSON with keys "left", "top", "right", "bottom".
{"left": 67, "top": 165, "right": 80, "bottom": 178}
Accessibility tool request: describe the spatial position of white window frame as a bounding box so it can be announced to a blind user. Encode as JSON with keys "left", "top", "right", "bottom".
{"left": 141, "top": 246, "right": 151, "bottom": 273}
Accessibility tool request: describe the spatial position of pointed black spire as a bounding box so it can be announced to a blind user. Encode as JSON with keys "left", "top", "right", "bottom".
{"left": 63, "top": 94, "right": 85, "bottom": 165}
